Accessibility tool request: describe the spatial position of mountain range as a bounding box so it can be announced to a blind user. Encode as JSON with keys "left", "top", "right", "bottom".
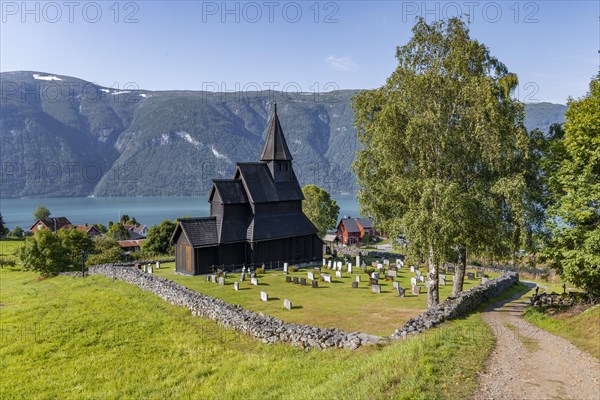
{"left": 0, "top": 71, "right": 567, "bottom": 198}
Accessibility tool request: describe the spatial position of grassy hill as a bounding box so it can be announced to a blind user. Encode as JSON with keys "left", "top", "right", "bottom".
{"left": 1, "top": 71, "right": 566, "bottom": 198}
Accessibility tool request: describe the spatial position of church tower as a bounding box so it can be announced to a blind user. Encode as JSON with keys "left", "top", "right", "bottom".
{"left": 259, "top": 104, "right": 293, "bottom": 183}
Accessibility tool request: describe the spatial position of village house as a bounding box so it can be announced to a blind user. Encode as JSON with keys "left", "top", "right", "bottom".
{"left": 171, "top": 105, "right": 322, "bottom": 275}
{"left": 30, "top": 217, "right": 73, "bottom": 233}
{"left": 123, "top": 223, "right": 148, "bottom": 238}
{"left": 336, "top": 216, "right": 378, "bottom": 245}
{"left": 74, "top": 224, "right": 102, "bottom": 237}
{"left": 118, "top": 239, "right": 144, "bottom": 254}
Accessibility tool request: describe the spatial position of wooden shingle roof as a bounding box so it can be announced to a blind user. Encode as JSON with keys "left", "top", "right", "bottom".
{"left": 173, "top": 217, "right": 218, "bottom": 248}
{"left": 211, "top": 179, "right": 248, "bottom": 204}
{"left": 248, "top": 213, "right": 318, "bottom": 241}
{"left": 259, "top": 104, "right": 293, "bottom": 162}
{"left": 235, "top": 163, "right": 303, "bottom": 203}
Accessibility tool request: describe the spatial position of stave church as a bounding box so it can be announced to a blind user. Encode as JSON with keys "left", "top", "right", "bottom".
{"left": 171, "top": 105, "right": 322, "bottom": 275}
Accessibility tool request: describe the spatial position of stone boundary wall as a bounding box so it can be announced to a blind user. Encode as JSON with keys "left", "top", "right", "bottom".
{"left": 391, "top": 272, "right": 519, "bottom": 338}
{"left": 82, "top": 264, "right": 381, "bottom": 350}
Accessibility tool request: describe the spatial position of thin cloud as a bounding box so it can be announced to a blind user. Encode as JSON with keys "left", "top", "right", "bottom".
{"left": 326, "top": 56, "right": 358, "bottom": 71}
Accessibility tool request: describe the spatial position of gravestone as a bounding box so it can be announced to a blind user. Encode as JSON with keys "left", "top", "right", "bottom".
{"left": 285, "top": 276, "right": 292, "bottom": 283}
{"left": 260, "top": 291, "right": 268, "bottom": 302}
{"left": 347, "top": 263, "right": 352, "bottom": 274}
{"left": 300, "top": 278, "right": 307, "bottom": 286}
{"left": 312, "top": 280, "right": 318, "bottom": 288}
{"left": 388, "top": 270, "right": 397, "bottom": 278}
{"left": 205, "top": 275, "right": 210, "bottom": 282}
{"left": 371, "top": 261, "right": 378, "bottom": 268}
{"left": 356, "top": 255, "right": 360, "bottom": 269}
{"left": 481, "top": 277, "right": 489, "bottom": 284}
{"left": 412, "top": 285, "right": 421, "bottom": 295}
{"left": 328, "top": 260, "right": 332, "bottom": 268}
{"left": 419, "top": 275, "right": 425, "bottom": 283}
{"left": 410, "top": 266, "right": 415, "bottom": 273}
{"left": 283, "top": 263, "right": 289, "bottom": 274}
{"left": 393, "top": 281, "right": 399, "bottom": 290}
{"left": 323, "top": 258, "right": 326, "bottom": 266}
{"left": 337, "top": 261, "right": 342, "bottom": 270}
{"left": 397, "top": 286, "right": 406, "bottom": 297}
{"left": 293, "top": 276, "right": 299, "bottom": 284}
{"left": 251, "top": 277, "right": 259, "bottom": 286}
{"left": 371, "top": 284, "right": 381, "bottom": 294}
{"left": 351, "top": 281, "right": 359, "bottom": 289}
{"left": 411, "top": 277, "right": 417, "bottom": 286}
{"left": 283, "top": 299, "right": 292, "bottom": 310}
{"left": 355, "top": 275, "right": 361, "bottom": 282}
{"left": 335, "top": 270, "right": 342, "bottom": 278}
{"left": 416, "top": 270, "right": 422, "bottom": 277}
{"left": 369, "top": 278, "right": 379, "bottom": 285}
{"left": 314, "top": 267, "right": 321, "bottom": 273}
{"left": 377, "top": 263, "right": 383, "bottom": 270}
{"left": 240, "top": 272, "right": 246, "bottom": 282}
{"left": 218, "top": 277, "right": 225, "bottom": 286}
{"left": 322, "top": 274, "right": 332, "bottom": 283}
{"left": 448, "top": 266, "right": 455, "bottom": 274}
{"left": 383, "top": 259, "right": 390, "bottom": 266}
{"left": 308, "top": 271, "right": 314, "bottom": 281}
{"left": 211, "top": 275, "right": 217, "bottom": 283}
{"left": 476, "top": 271, "right": 482, "bottom": 278}
{"left": 143, "top": 264, "right": 147, "bottom": 272}
{"left": 439, "top": 276, "right": 446, "bottom": 286}
{"left": 234, "top": 282, "right": 239, "bottom": 291}
{"left": 467, "top": 272, "right": 475, "bottom": 280}
{"left": 396, "top": 258, "right": 402, "bottom": 265}
{"left": 156, "top": 261, "right": 160, "bottom": 270}
{"left": 135, "top": 263, "right": 140, "bottom": 270}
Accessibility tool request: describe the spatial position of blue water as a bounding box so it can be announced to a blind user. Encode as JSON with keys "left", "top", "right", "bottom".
{"left": 0, "top": 196, "right": 361, "bottom": 230}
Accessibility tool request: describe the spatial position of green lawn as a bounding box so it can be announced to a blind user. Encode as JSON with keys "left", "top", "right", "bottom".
{"left": 1, "top": 268, "right": 494, "bottom": 400}
{"left": 0, "top": 238, "right": 24, "bottom": 263}
{"left": 154, "top": 262, "right": 496, "bottom": 336}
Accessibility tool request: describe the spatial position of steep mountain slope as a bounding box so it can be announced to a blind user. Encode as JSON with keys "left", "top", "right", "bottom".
{"left": 0, "top": 72, "right": 566, "bottom": 198}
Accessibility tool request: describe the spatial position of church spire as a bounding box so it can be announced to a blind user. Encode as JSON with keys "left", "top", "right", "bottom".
{"left": 259, "top": 103, "right": 293, "bottom": 162}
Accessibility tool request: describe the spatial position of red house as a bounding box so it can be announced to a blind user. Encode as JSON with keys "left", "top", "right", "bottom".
{"left": 74, "top": 224, "right": 102, "bottom": 237}
{"left": 30, "top": 217, "right": 73, "bottom": 233}
{"left": 336, "top": 217, "right": 378, "bottom": 245}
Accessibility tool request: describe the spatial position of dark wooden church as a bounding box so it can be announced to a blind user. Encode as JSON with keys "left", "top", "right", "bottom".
{"left": 171, "top": 105, "right": 322, "bottom": 275}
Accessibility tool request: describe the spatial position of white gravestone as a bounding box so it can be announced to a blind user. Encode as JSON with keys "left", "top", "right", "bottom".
{"left": 356, "top": 275, "right": 361, "bottom": 282}
{"left": 416, "top": 270, "right": 422, "bottom": 277}
{"left": 308, "top": 271, "right": 314, "bottom": 281}
{"left": 156, "top": 261, "right": 160, "bottom": 270}
{"left": 143, "top": 264, "right": 147, "bottom": 272}
{"left": 323, "top": 259, "right": 326, "bottom": 266}
{"left": 218, "top": 277, "right": 225, "bottom": 285}
{"left": 322, "top": 274, "right": 332, "bottom": 283}
{"left": 328, "top": 260, "right": 332, "bottom": 268}
{"left": 396, "top": 259, "right": 402, "bottom": 265}
{"left": 356, "top": 255, "right": 360, "bottom": 269}
{"left": 410, "top": 266, "right": 415, "bottom": 273}
{"left": 251, "top": 277, "right": 258, "bottom": 286}
{"left": 260, "top": 291, "right": 268, "bottom": 302}
{"left": 335, "top": 270, "right": 342, "bottom": 278}
{"left": 411, "top": 277, "right": 417, "bottom": 286}
{"left": 393, "top": 281, "right": 400, "bottom": 290}
{"left": 377, "top": 263, "right": 383, "bottom": 270}
{"left": 148, "top": 266, "right": 153, "bottom": 274}
{"left": 283, "top": 299, "right": 292, "bottom": 310}
{"left": 347, "top": 263, "right": 352, "bottom": 273}
{"left": 211, "top": 275, "right": 217, "bottom": 283}
{"left": 283, "top": 263, "right": 288, "bottom": 274}
{"left": 388, "top": 270, "right": 397, "bottom": 278}
{"left": 383, "top": 259, "right": 390, "bottom": 266}
{"left": 337, "top": 261, "right": 342, "bottom": 270}
{"left": 234, "top": 282, "right": 239, "bottom": 291}
{"left": 371, "top": 284, "right": 381, "bottom": 294}
{"left": 419, "top": 275, "right": 425, "bottom": 283}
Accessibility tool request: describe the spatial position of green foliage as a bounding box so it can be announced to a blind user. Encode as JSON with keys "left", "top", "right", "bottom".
{"left": 120, "top": 214, "right": 137, "bottom": 225}
{"left": 57, "top": 229, "right": 94, "bottom": 267}
{"left": 86, "top": 235, "right": 123, "bottom": 265}
{"left": 143, "top": 220, "right": 176, "bottom": 255}
{"left": 544, "top": 76, "right": 600, "bottom": 296}
{"left": 107, "top": 223, "right": 130, "bottom": 241}
{"left": 0, "top": 212, "right": 8, "bottom": 238}
{"left": 9, "top": 225, "right": 23, "bottom": 238}
{"left": 93, "top": 223, "right": 108, "bottom": 234}
{"left": 302, "top": 184, "right": 340, "bottom": 237}
{"left": 33, "top": 205, "right": 51, "bottom": 221}
{"left": 352, "top": 18, "right": 528, "bottom": 306}
{"left": 18, "top": 229, "right": 70, "bottom": 277}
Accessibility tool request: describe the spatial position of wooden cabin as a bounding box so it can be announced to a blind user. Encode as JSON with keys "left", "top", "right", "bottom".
{"left": 172, "top": 105, "right": 322, "bottom": 275}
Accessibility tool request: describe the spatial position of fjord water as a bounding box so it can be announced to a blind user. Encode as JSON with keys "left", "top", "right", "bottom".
{"left": 0, "top": 196, "right": 361, "bottom": 229}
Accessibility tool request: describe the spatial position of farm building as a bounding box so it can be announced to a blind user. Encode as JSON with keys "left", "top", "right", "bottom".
{"left": 171, "top": 105, "right": 322, "bottom": 275}
{"left": 336, "top": 217, "right": 378, "bottom": 245}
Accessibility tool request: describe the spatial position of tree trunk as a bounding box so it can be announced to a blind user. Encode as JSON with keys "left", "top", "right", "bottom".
{"left": 452, "top": 243, "right": 466, "bottom": 297}
{"left": 427, "top": 244, "right": 439, "bottom": 308}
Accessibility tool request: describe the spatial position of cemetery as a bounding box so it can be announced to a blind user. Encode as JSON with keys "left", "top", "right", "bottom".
{"left": 154, "top": 259, "right": 498, "bottom": 336}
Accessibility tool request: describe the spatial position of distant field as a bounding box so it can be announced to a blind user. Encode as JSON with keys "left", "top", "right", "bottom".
{"left": 0, "top": 239, "right": 24, "bottom": 262}
{"left": 154, "top": 262, "right": 497, "bottom": 336}
{"left": 1, "top": 268, "right": 494, "bottom": 400}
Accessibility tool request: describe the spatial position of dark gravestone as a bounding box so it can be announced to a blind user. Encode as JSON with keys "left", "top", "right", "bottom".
{"left": 285, "top": 276, "right": 292, "bottom": 283}
{"left": 312, "top": 280, "right": 318, "bottom": 288}
{"left": 448, "top": 266, "right": 455, "bottom": 274}
{"left": 397, "top": 286, "right": 405, "bottom": 297}
{"left": 467, "top": 272, "right": 475, "bottom": 280}
{"left": 300, "top": 278, "right": 307, "bottom": 286}
{"left": 293, "top": 276, "right": 299, "bottom": 284}
{"left": 205, "top": 275, "right": 210, "bottom": 282}
{"left": 351, "top": 281, "right": 358, "bottom": 289}
{"left": 476, "top": 271, "right": 483, "bottom": 278}
{"left": 369, "top": 278, "right": 379, "bottom": 285}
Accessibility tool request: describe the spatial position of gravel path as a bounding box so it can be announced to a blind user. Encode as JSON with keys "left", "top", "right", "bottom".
{"left": 474, "top": 283, "right": 600, "bottom": 400}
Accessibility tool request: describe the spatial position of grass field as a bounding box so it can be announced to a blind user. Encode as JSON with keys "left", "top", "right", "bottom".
{"left": 0, "top": 238, "right": 23, "bottom": 263}
{"left": 1, "top": 267, "right": 494, "bottom": 399}
{"left": 153, "top": 262, "right": 495, "bottom": 336}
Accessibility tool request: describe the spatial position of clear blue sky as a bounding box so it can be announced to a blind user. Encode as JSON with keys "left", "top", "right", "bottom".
{"left": 1, "top": 1, "right": 598, "bottom": 104}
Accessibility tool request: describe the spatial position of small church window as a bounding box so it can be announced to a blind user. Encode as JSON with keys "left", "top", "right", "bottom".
{"left": 278, "top": 163, "right": 282, "bottom": 171}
